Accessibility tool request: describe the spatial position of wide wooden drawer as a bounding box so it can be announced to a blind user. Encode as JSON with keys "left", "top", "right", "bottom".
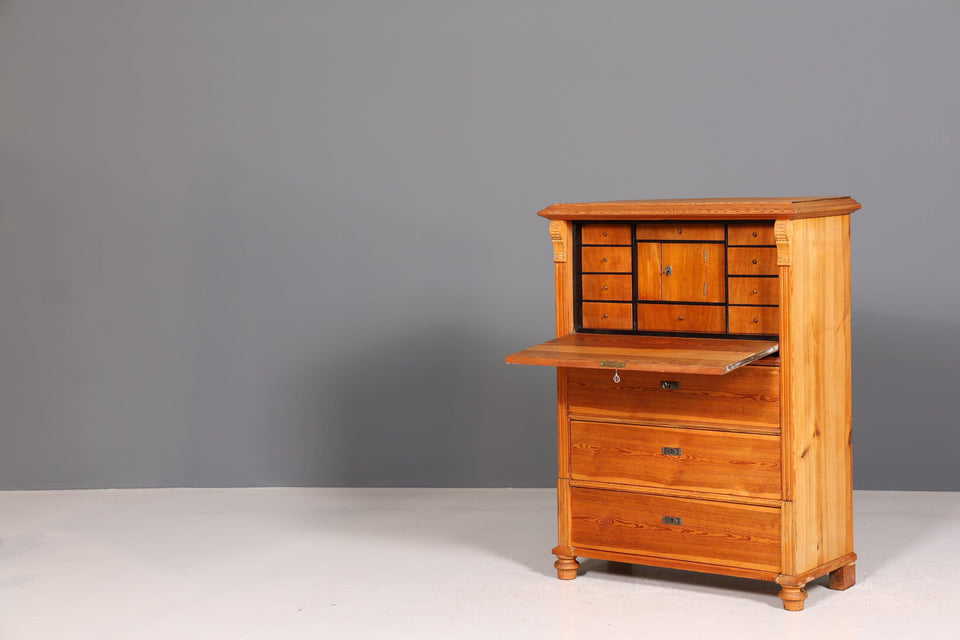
{"left": 729, "top": 277, "right": 779, "bottom": 305}
{"left": 727, "top": 247, "right": 778, "bottom": 275}
{"left": 729, "top": 306, "right": 779, "bottom": 335}
{"left": 582, "top": 223, "right": 632, "bottom": 245}
{"left": 636, "top": 223, "right": 725, "bottom": 242}
{"left": 582, "top": 274, "right": 632, "bottom": 301}
{"left": 570, "top": 487, "right": 781, "bottom": 571}
{"left": 581, "top": 302, "right": 632, "bottom": 330}
{"left": 567, "top": 365, "right": 780, "bottom": 431}
{"left": 636, "top": 303, "right": 725, "bottom": 334}
{"left": 727, "top": 222, "right": 776, "bottom": 246}
{"left": 581, "top": 246, "right": 632, "bottom": 273}
{"left": 570, "top": 421, "right": 781, "bottom": 499}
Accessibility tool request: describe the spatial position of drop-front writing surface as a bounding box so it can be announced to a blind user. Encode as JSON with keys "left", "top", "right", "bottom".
{"left": 506, "top": 197, "right": 860, "bottom": 611}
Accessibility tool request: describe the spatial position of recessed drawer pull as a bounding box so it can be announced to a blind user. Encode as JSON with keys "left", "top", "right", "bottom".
{"left": 660, "top": 380, "right": 681, "bottom": 390}
{"left": 662, "top": 447, "right": 682, "bottom": 456}
{"left": 662, "top": 516, "right": 683, "bottom": 526}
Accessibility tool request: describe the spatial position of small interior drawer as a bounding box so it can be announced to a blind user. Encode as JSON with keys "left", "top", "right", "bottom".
{"left": 636, "top": 223, "right": 725, "bottom": 242}
{"left": 729, "top": 306, "right": 779, "bottom": 335}
{"left": 581, "top": 302, "right": 633, "bottom": 330}
{"left": 570, "top": 421, "right": 781, "bottom": 499}
{"left": 729, "top": 277, "right": 779, "bottom": 305}
{"left": 570, "top": 487, "right": 781, "bottom": 571}
{"left": 581, "top": 246, "right": 632, "bottom": 272}
{"left": 582, "top": 274, "right": 632, "bottom": 301}
{"left": 727, "top": 247, "right": 778, "bottom": 275}
{"left": 637, "top": 303, "right": 725, "bottom": 334}
{"left": 727, "top": 222, "right": 776, "bottom": 246}
{"left": 581, "top": 223, "right": 632, "bottom": 245}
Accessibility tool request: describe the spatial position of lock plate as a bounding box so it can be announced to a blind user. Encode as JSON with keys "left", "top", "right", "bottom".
{"left": 660, "top": 380, "right": 681, "bottom": 390}
{"left": 662, "top": 447, "right": 682, "bottom": 456}
{"left": 662, "top": 516, "right": 682, "bottom": 526}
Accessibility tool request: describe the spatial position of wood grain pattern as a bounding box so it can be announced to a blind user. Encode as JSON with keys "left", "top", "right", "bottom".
{"left": 567, "top": 365, "right": 780, "bottom": 430}
{"left": 728, "top": 306, "right": 780, "bottom": 335}
{"left": 506, "top": 334, "right": 779, "bottom": 375}
{"left": 539, "top": 197, "right": 861, "bottom": 221}
{"left": 570, "top": 478, "right": 781, "bottom": 508}
{"left": 581, "top": 274, "right": 632, "bottom": 301}
{"left": 635, "top": 222, "right": 725, "bottom": 241}
{"left": 778, "top": 215, "right": 854, "bottom": 576}
{"left": 727, "top": 247, "right": 779, "bottom": 275}
{"left": 581, "top": 246, "right": 632, "bottom": 272}
{"left": 570, "top": 421, "right": 781, "bottom": 499}
{"left": 636, "top": 242, "right": 662, "bottom": 301}
{"left": 636, "top": 303, "right": 725, "bottom": 334}
{"left": 581, "top": 302, "right": 633, "bottom": 330}
{"left": 661, "top": 243, "right": 726, "bottom": 303}
{"left": 581, "top": 223, "right": 632, "bottom": 245}
{"left": 568, "top": 546, "right": 780, "bottom": 582}
{"left": 570, "top": 487, "right": 781, "bottom": 571}
{"left": 728, "top": 222, "right": 776, "bottom": 245}
{"left": 728, "top": 277, "right": 779, "bottom": 305}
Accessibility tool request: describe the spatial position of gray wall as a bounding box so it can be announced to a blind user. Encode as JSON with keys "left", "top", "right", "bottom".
{"left": 1, "top": 1, "right": 957, "bottom": 490}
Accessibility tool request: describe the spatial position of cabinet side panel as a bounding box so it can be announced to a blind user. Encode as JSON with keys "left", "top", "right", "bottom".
{"left": 552, "top": 221, "right": 575, "bottom": 549}
{"left": 780, "top": 215, "right": 853, "bottom": 574}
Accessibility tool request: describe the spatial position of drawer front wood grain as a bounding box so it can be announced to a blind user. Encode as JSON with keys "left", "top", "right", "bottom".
{"left": 727, "top": 247, "right": 778, "bottom": 275}
{"left": 729, "top": 306, "right": 780, "bottom": 335}
{"left": 570, "top": 487, "right": 781, "bottom": 571}
{"left": 582, "top": 223, "right": 632, "bottom": 245}
{"left": 567, "top": 365, "right": 780, "bottom": 431}
{"left": 636, "top": 223, "right": 725, "bottom": 242}
{"left": 729, "top": 277, "right": 779, "bottom": 305}
{"left": 570, "top": 421, "right": 781, "bottom": 499}
{"left": 582, "top": 274, "right": 632, "bottom": 301}
{"left": 581, "top": 246, "right": 632, "bottom": 273}
{"left": 581, "top": 302, "right": 633, "bottom": 330}
{"left": 636, "top": 303, "right": 725, "bottom": 334}
{"left": 728, "top": 222, "right": 776, "bottom": 246}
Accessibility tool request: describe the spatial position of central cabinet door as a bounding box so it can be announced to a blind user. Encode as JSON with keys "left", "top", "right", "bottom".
{"left": 661, "top": 243, "right": 726, "bottom": 303}
{"left": 636, "top": 243, "right": 725, "bottom": 303}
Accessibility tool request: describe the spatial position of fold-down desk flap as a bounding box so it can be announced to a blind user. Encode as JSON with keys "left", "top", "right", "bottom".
{"left": 505, "top": 334, "right": 778, "bottom": 375}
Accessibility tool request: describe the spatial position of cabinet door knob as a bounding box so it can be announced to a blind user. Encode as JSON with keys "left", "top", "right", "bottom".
{"left": 753, "top": 289, "right": 758, "bottom": 294}
{"left": 752, "top": 259, "right": 758, "bottom": 264}
{"left": 678, "top": 315, "right": 685, "bottom": 321}
{"left": 602, "top": 285, "right": 609, "bottom": 290}
{"left": 602, "top": 231, "right": 608, "bottom": 237}
{"left": 677, "top": 228, "right": 682, "bottom": 235}
{"left": 602, "top": 257, "right": 608, "bottom": 262}
{"left": 663, "top": 265, "right": 673, "bottom": 276}
{"left": 603, "top": 314, "right": 609, "bottom": 319}
{"left": 753, "top": 318, "right": 760, "bottom": 323}
{"left": 752, "top": 231, "right": 758, "bottom": 238}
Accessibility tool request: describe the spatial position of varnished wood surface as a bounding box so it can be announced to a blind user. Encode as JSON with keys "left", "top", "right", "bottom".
{"left": 727, "top": 247, "right": 779, "bottom": 275}
{"left": 778, "top": 215, "right": 854, "bottom": 575}
{"left": 636, "top": 303, "right": 726, "bottom": 334}
{"left": 727, "top": 222, "right": 777, "bottom": 246}
{"left": 581, "top": 274, "right": 632, "bottom": 301}
{"left": 728, "top": 277, "right": 779, "bottom": 305}
{"left": 580, "top": 302, "right": 633, "bottom": 330}
{"left": 570, "top": 487, "right": 781, "bottom": 571}
{"left": 569, "top": 546, "right": 781, "bottom": 582}
{"left": 729, "top": 306, "right": 780, "bottom": 335}
{"left": 570, "top": 421, "right": 781, "bottom": 499}
{"left": 506, "top": 334, "right": 779, "bottom": 375}
{"left": 567, "top": 365, "right": 781, "bottom": 431}
{"left": 581, "top": 246, "right": 632, "bottom": 272}
{"left": 581, "top": 223, "right": 632, "bottom": 245}
{"left": 635, "top": 222, "right": 725, "bottom": 241}
{"left": 636, "top": 242, "right": 662, "bottom": 300}
{"left": 569, "top": 478, "right": 781, "bottom": 508}
{"left": 660, "top": 243, "right": 726, "bottom": 303}
{"left": 539, "top": 197, "right": 861, "bottom": 221}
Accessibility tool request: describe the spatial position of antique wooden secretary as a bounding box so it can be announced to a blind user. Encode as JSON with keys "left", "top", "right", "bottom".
{"left": 506, "top": 197, "right": 860, "bottom": 611}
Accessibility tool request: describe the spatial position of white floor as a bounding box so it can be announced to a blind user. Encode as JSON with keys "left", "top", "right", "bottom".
{"left": 1, "top": 489, "right": 958, "bottom": 640}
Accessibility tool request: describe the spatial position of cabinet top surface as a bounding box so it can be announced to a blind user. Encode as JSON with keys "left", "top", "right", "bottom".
{"left": 539, "top": 196, "right": 860, "bottom": 221}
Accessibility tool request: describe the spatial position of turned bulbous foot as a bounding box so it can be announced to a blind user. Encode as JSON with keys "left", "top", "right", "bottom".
{"left": 554, "top": 555, "right": 580, "bottom": 580}
{"left": 779, "top": 585, "right": 808, "bottom": 611}
{"left": 829, "top": 563, "right": 856, "bottom": 591}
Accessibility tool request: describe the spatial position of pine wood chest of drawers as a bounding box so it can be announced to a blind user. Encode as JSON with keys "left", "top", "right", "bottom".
{"left": 506, "top": 197, "right": 860, "bottom": 611}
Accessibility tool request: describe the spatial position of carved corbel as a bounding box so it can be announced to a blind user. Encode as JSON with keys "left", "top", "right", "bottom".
{"left": 549, "top": 220, "right": 568, "bottom": 263}
{"left": 775, "top": 220, "right": 792, "bottom": 266}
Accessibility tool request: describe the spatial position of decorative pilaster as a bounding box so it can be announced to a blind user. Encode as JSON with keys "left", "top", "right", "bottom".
{"left": 774, "top": 220, "right": 792, "bottom": 266}
{"left": 549, "top": 220, "right": 568, "bottom": 263}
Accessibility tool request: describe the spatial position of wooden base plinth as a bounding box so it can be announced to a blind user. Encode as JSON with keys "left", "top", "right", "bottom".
{"left": 778, "top": 586, "right": 808, "bottom": 611}
{"left": 828, "top": 562, "right": 856, "bottom": 590}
